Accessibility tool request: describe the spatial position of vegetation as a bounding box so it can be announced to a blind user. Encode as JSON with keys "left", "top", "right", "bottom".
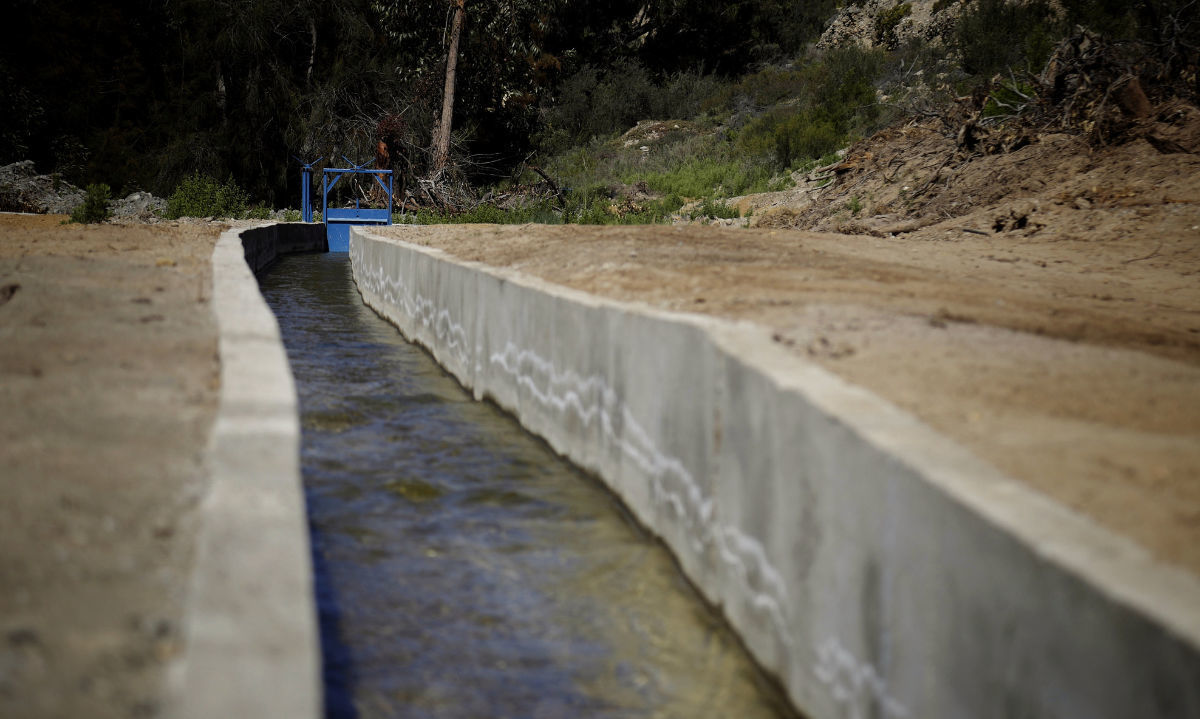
{"left": 6, "top": 0, "right": 1194, "bottom": 225}
{"left": 166, "top": 173, "right": 249, "bottom": 219}
{"left": 68, "top": 183, "right": 112, "bottom": 224}
{"left": 1, "top": 0, "right": 829, "bottom": 205}
{"left": 875, "top": 3, "right": 913, "bottom": 48}
{"left": 955, "top": 0, "right": 1058, "bottom": 76}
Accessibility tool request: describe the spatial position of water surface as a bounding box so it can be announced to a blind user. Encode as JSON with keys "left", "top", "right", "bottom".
{"left": 258, "top": 252, "right": 796, "bottom": 719}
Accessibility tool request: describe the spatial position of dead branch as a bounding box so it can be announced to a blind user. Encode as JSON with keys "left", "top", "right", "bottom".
{"left": 1123, "top": 241, "right": 1164, "bottom": 264}
{"left": 911, "top": 152, "right": 956, "bottom": 198}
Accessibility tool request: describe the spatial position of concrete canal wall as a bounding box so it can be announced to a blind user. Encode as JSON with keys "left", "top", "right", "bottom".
{"left": 239, "top": 221, "right": 327, "bottom": 273}
{"left": 170, "top": 224, "right": 321, "bottom": 719}
{"left": 350, "top": 226, "right": 1200, "bottom": 719}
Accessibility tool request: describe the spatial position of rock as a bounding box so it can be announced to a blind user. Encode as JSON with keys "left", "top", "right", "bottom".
{"left": 110, "top": 191, "right": 167, "bottom": 221}
{"left": 1144, "top": 102, "right": 1200, "bottom": 155}
{"left": 0, "top": 160, "right": 85, "bottom": 214}
{"left": 817, "top": 0, "right": 963, "bottom": 51}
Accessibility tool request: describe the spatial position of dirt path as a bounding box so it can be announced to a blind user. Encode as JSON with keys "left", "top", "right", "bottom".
{"left": 384, "top": 220, "right": 1200, "bottom": 577}
{"left": 0, "top": 214, "right": 220, "bottom": 719}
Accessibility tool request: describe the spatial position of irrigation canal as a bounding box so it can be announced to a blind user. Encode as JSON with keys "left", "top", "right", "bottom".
{"left": 258, "top": 252, "right": 797, "bottom": 718}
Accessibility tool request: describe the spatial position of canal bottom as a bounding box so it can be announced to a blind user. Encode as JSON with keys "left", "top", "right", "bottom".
{"left": 257, "top": 252, "right": 796, "bottom": 718}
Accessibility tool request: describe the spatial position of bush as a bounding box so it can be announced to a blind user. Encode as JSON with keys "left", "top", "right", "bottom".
{"left": 635, "top": 157, "right": 774, "bottom": 198}
{"left": 875, "top": 3, "right": 913, "bottom": 48}
{"left": 166, "top": 172, "right": 249, "bottom": 219}
{"left": 69, "top": 183, "right": 111, "bottom": 224}
{"left": 536, "top": 60, "right": 657, "bottom": 153}
{"left": 956, "top": 0, "right": 1060, "bottom": 76}
{"left": 538, "top": 61, "right": 726, "bottom": 154}
{"left": 704, "top": 66, "right": 809, "bottom": 113}
{"left": 698, "top": 198, "right": 740, "bottom": 219}
{"left": 404, "top": 200, "right": 561, "bottom": 226}
{"left": 737, "top": 46, "right": 883, "bottom": 168}
{"left": 981, "top": 77, "right": 1037, "bottom": 122}
{"left": 1059, "top": 0, "right": 1200, "bottom": 61}
{"left": 774, "top": 114, "right": 845, "bottom": 167}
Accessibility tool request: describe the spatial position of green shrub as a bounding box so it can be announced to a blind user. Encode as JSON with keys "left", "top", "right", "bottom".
{"left": 733, "top": 45, "right": 884, "bottom": 169}
{"left": 403, "top": 187, "right": 682, "bottom": 228}
{"left": 776, "top": 114, "right": 845, "bottom": 167}
{"left": 283, "top": 209, "right": 302, "bottom": 222}
{"left": 659, "top": 193, "right": 685, "bottom": 213}
{"left": 538, "top": 62, "right": 728, "bottom": 154}
{"left": 699, "top": 198, "right": 740, "bottom": 219}
{"left": 875, "top": 3, "right": 912, "bottom": 48}
{"left": 404, "top": 200, "right": 562, "bottom": 226}
{"left": 658, "top": 71, "right": 722, "bottom": 120}
{"left": 704, "top": 66, "right": 809, "bottom": 113}
{"left": 166, "top": 172, "right": 249, "bottom": 219}
{"left": 956, "top": 0, "right": 1060, "bottom": 76}
{"left": 245, "top": 205, "right": 272, "bottom": 220}
{"left": 536, "top": 60, "right": 657, "bottom": 153}
{"left": 1059, "top": 0, "right": 1140, "bottom": 41}
{"left": 634, "top": 157, "right": 774, "bottom": 198}
{"left": 69, "top": 183, "right": 111, "bottom": 224}
{"left": 981, "top": 77, "right": 1037, "bottom": 122}
{"left": 1063, "top": 0, "right": 1200, "bottom": 54}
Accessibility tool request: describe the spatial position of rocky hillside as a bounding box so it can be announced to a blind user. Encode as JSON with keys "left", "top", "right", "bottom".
{"left": 732, "top": 29, "right": 1200, "bottom": 263}
{"left": 817, "top": 0, "right": 964, "bottom": 50}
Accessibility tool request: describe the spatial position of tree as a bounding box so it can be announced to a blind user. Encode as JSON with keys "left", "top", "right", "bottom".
{"left": 431, "top": 0, "right": 465, "bottom": 175}
{"left": 375, "top": 0, "right": 568, "bottom": 181}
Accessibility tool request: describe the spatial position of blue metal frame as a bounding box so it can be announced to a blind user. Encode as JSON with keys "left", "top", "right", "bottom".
{"left": 293, "top": 155, "right": 322, "bottom": 223}
{"left": 321, "top": 156, "right": 393, "bottom": 252}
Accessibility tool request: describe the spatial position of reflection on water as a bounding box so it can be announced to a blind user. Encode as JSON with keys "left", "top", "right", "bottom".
{"left": 258, "top": 253, "right": 797, "bottom": 719}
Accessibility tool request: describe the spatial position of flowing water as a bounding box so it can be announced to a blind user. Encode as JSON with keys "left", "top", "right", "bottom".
{"left": 258, "top": 252, "right": 797, "bottom": 719}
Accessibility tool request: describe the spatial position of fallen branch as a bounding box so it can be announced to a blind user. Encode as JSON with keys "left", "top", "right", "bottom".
{"left": 529, "top": 165, "right": 565, "bottom": 208}
{"left": 1123, "top": 241, "right": 1163, "bottom": 264}
{"left": 911, "top": 153, "right": 956, "bottom": 197}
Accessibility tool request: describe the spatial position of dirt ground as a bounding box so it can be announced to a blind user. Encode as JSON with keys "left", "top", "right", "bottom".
{"left": 384, "top": 147, "right": 1200, "bottom": 577}
{"left": 0, "top": 107, "right": 1196, "bottom": 717}
{"left": 0, "top": 214, "right": 220, "bottom": 719}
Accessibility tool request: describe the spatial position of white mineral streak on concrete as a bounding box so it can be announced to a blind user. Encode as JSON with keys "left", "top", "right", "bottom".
{"left": 814, "top": 638, "right": 909, "bottom": 719}
{"left": 350, "top": 227, "right": 1200, "bottom": 719}
{"left": 351, "top": 241, "right": 793, "bottom": 651}
{"left": 485, "top": 338, "right": 796, "bottom": 648}
{"left": 169, "top": 225, "right": 320, "bottom": 719}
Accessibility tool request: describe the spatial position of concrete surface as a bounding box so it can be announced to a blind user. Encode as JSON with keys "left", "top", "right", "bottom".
{"left": 168, "top": 224, "right": 320, "bottom": 719}
{"left": 350, "top": 226, "right": 1200, "bottom": 719}
{"left": 239, "top": 222, "right": 327, "bottom": 273}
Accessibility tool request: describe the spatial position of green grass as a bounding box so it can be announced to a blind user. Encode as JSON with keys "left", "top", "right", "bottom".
{"left": 399, "top": 192, "right": 688, "bottom": 226}
{"left": 632, "top": 157, "right": 776, "bottom": 199}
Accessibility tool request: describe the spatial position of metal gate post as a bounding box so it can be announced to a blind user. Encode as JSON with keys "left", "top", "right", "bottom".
{"left": 294, "top": 156, "right": 322, "bottom": 223}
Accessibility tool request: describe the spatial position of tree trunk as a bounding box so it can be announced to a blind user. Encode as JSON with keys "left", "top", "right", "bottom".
{"left": 306, "top": 17, "right": 317, "bottom": 86}
{"left": 430, "top": 0, "right": 465, "bottom": 176}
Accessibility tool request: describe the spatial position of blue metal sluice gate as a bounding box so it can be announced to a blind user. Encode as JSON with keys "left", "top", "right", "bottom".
{"left": 320, "top": 157, "right": 394, "bottom": 252}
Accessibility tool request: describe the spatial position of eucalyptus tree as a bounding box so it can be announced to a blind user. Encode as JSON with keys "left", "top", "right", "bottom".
{"left": 372, "top": 0, "right": 567, "bottom": 179}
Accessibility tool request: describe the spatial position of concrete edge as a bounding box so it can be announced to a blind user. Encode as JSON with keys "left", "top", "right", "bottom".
{"left": 167, "top": 223, "right": 321, "bottom": 719}
{"left": 350, "top": 226, "right": 1200, "bottom": 719}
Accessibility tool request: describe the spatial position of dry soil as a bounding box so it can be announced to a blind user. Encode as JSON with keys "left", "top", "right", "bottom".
{"left": 382, "top": 209, "right": 1200, "bottom": 577}
{"left": 0, "top": 214, "right": 220, "bottom": 719}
